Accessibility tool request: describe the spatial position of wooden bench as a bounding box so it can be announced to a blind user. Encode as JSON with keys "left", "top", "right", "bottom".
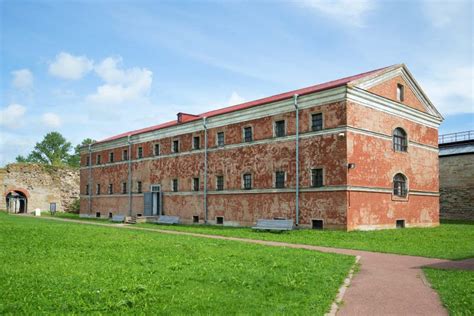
{"left": 252, "top": 219, "right": 293, "bottom": 231}
{"left": 155, "top": 215, "right": 180, "bottom": 225}
{"left": 111, "top": 215, "right": 125, "bottom": 223}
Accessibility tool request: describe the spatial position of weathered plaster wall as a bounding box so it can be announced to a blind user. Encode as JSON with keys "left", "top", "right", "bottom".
{"left": 1, "top": 163, "right": 79, "bottom": 212}
{"left": 439, "top": 154, "right": 474, "bottom": 220}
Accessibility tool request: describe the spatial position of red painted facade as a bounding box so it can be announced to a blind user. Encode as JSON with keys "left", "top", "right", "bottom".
{"left": 80, "top": 64, "right": 443, "bottom": 230}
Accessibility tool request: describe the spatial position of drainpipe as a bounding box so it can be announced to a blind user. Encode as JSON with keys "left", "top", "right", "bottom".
{"left": 127, "top": 135, "right": 132, "bottom": 216}
{"left": 88, "top": 144, "right": 92, "bottom": 215}
{"left": 203, "top": 117, "right": 208, "bottom": 223}
{"left": 293, "top": 94, "right": 300, "bottom": 226}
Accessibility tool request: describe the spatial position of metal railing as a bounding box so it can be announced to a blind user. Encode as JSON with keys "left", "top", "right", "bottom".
{"left": 439, "top": 130, "right": 474, "bottom": 144}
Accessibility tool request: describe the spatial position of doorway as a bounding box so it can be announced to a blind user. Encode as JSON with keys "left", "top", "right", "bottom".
{"left": 6, "top": 191, "right": 28, "bottom": 214}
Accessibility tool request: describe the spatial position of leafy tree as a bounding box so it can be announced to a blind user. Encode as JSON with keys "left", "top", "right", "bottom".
{"left": 15, "top": 155, "right": 30, "bottom": 163}
{"left": 67, "top": 138, "right": 95, "bottom": 167}
{"left": 20, "top": 132, "right": 72, "bottom": 166}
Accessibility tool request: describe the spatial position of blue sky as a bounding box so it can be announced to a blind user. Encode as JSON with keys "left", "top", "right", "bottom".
{"left": 1, "top": 0, "right": 473, "bottom": 165}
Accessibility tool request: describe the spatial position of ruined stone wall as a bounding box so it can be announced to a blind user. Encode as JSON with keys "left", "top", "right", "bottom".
{"left": 1, "top": 163, "right": 79, "bottom": 212}
{"left": 439, "top": 154, "right": 474, "bottom": 220}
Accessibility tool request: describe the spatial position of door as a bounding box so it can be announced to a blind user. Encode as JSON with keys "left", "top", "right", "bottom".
{"left": 144, "top": 192, "right": 153, "bottom": 216}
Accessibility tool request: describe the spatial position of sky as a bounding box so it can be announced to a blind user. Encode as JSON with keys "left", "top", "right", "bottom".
{"left": 1, "top": 0, "right": 473, "bottom": 165}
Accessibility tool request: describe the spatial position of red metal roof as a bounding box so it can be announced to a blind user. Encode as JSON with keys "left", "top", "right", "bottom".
{"left": 97, "top": 65, "right": 392, "bottom": 144}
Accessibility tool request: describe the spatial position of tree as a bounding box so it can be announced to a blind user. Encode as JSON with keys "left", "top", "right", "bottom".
{"left": 67, "top": 138, "right": 95, "bottom": 167}
{"left": 20, "top": 132, "right": 72, "bottom": 166}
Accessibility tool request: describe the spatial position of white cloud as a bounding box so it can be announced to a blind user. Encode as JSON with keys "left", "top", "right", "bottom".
{"left": 422, "top": 0, "right": 470, "bottom": 28}
{"left": 298, "top": 0, "right": 375, "bottom": 27}
{"left": 0, "top": 104, "right": 27, "bottom": 129}
{"left": 227, "top": 91, "right": 246, "bottom": 106}
{"left": 41, "top": 112, "right": 62, "bottom": 128}
{"left": 86, "top": 56, "right": 153, "bottom": 104}
{"left": 49, "top": 52, "right": 93, "bottom": 80}
{"left": 420, "top": 65, "right": 474, "bottom": 115}
{"left": 11, "top": 69, "right": 33, "bottom": 89}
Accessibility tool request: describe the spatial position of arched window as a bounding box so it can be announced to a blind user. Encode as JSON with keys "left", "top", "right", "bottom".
{"left": 393, "top": 173, "right": 407, "bottom": 197}
{"left": 393, "top": 128, "right": 407, "bottom": 152}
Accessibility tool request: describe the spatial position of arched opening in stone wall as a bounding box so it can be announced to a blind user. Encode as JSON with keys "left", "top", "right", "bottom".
{"left": 6, "top": 191, "right": 28, "bottom": 214}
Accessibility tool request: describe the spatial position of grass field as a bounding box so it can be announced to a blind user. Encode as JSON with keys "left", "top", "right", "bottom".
{"left": 424, "top": 268, "right": 474, "bottom": 315}
{"left": 0, "top": 213, "right": 354, "bottom": 314}
{"left": 133, "top": 220, "right": 474, "bottom": 260}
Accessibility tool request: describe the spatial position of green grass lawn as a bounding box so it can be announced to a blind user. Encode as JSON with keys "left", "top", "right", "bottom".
{"left": 424, "top": 268, "right": 474, "bottom": 315}
{"left": 131, "top": 220, "right": 474, "bottom": 260}
{"left": 0, "top": 212, "right": 354, "bottom": 315}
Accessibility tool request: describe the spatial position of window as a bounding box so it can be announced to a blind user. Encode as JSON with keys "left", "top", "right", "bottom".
{"left": 172, "top": 179, "right": 178, "bottom": 192}
{"left": 244, "top": 127, "right": 253, "bottom": 142}
{"left": 154, "top": 144, "right": 160, "bottom": 156}
{"left": 137, "top": 181, "right": 142, "bottom": 193}
{"left": 216, "top": 175, "right": 224, "bottom": 191}
{"left": 216, "top": 216, "right": 224, "bottom": 225}
{"left": 217, "top": 132, "right": 225, "bottom": 147}
{"left": 85, "top": 184, "right": 89, "bottom": 195}
{"left": 173, "top": 140, "right": 179, "bottom": 153}
{"left": 193, "top": 136, "right": 200, "bottom": 150}
{"left": 312, "top": 219, "right": 323, "bottom": 230}
{"left": 311, "top": 113, "right": 323, "bottom": 131}
{"left": 96, "top": 184, "right": 101, "bottom": 195}
{"left": 193, "top": 177, "right": 200, "bottom": 191}
{"left": 275, "top": 171, "right": 285, "bottom": 188}
{"left": 122, "top": 149, "right": 128, "bottom": 160}
{"left": 397, "top": 84, "right": 405, "bottom": 102}
{"left": 109, "top": 152, "right": 114, "bottom": 163}
{"left": 311, "top": 168, "right": 323, "bottom": 187}
{"left": 137, "top": 147, "right": 143, "bottom": 159}
{"left": 396, "top": 219, "right": 405, "bottom": 228}
{"left": 275, "top": 120, "right": 285, "bottom": 137}
{"left": 96, "top": 154, "right": 101, "bottom": 165}
{"left": 86, "top": 156, "right": 90, "bottom": 166}
{"left": 393, "top": 173, "right": 407, "bottom": 197}
{"left": 108, "top": 184, "right": 113, "bottom": 195}
{"left": 243, "top": 173, "right": 252, "bottom": 190}
{"left": 122, "top": 182, "right": 127, "bottom": 194}
{"left": 193, "top": 215, "right": 199, "bottom": 223}
{"left": 108, "top": 212, "right": 113, "bottom": 219}
{"left": 393, "top": 128, "right": 408, "bottom": 152}
{"left": 96, "top": 212, "right": 101, "bottom": 218}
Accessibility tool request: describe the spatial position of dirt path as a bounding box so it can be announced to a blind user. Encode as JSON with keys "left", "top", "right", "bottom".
{"left": 28, "top": 216, "right": 464, "bottom": 315}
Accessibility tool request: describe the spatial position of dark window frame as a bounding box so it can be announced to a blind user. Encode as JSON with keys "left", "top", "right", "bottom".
{"left": 137, "top": 146, "right": 143, "bottom": 159}
{"left": 275, "top": 171, "right": 285, "bottom": 188}
{"left": 193, "top": 136, "right": 200, "bottom": 150}
{"left": 154, "top": 143, "right": 160, "bottom": 156}
{"left": 393, "top": 173, "right": 408, "bottom": 197}
{"left": 243, "top": 173, "right": 252, "bottom": 190}
{"left": 397, "top": 83, "right": 405, "bottom": 102}
{"left": 137, "top": 181, "right": 142, "bottom": 194}
{"left": 96, "top": 184, "right": 101, "bottom": 195}
{"left": 85, "top": 184, "right": 89, "bottom": 195}
{"left": 217, "top": 132, "right": 225, "bottom": 147}
{"left": 108, "top": 184, "right": 113, "bottom": 195}
{"left": 172, "top": 179, "right": 179, "bottom": 192}
{"left": 109, "top": 152, "right": 114, "bottom": 163}
{"left": 122, "top": 182, "right": 127, "bottom": 194}
{"left": 86, "top": 156, "right": 90, "bottom": 166}
{"left": 122, "top": 149, "right": 128, "bottom": 161}
{"left": 96, "top": 154, "right": 102, "bottom": 165}
{"left": 243, "top": 126, "right": 253, "bottom": 142}
{"left": 172, "top": 140, "right": 180, "bottom": 153}
{"left": 311, "top": 113, "right": 323, "bottom": 131}
{"left": 393, "top": 128, "right": 408, "bottom": 152}
{"left": 311, "top": 168, "right": 324, "bottom": 188}
{"left": 193, "top": 177, "right": 200, "bottom": 191}
{"left": 274, "top": 120, "right": 285, "bottom": 137}
{"left": 216, "top": 175, "right": 224, "bottom": 191}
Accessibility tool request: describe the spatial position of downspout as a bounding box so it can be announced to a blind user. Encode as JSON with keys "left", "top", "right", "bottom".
{"left": 293, "top": 94, "right": 300, "bottom": 226}
{"left": 203, "top": 117, "right": 208, "bottom": 223}
{"left": 127, "top": 135, "right": 132, "bottom": 216}
{"left": 88, "top": 144, "right": 92, "bottom": 215}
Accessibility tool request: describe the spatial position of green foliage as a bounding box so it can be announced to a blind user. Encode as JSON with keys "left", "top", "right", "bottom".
{"left": 14, "top": 133, "right": 95, "bottom": 168}
{"left": 423, "top": 268, "right": 474, "bottom": 315}
{"left": 67, "top": 138, "right": 95, "bottom": 168}
{"left": 135, "top": 221, "right": 474, "bottom": 260}
{"left": 67, "top": 198, "right": 80, "bottom": 213}
{"left": 0, "top": 213, "right": 354, "bottom": 314}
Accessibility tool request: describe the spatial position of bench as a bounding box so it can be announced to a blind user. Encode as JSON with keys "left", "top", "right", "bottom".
{"left": 252, "top": 219, "right": 293, "bottom": 231}
{"left": 155, "top": 215, "right": 180, "bottom": 225}
{"left": 111, "top": 215, "right": 125, "bottom": 223}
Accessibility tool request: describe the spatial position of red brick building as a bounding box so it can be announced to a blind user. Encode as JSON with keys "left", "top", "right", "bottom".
{"left": 80, "top": 64, "right": 443, "bottom": 230}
